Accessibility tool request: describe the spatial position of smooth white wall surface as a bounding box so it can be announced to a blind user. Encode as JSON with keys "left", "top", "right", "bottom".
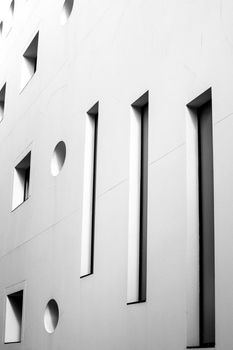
{"left": 0, "top": 0, "right": 233, "bottom": 349}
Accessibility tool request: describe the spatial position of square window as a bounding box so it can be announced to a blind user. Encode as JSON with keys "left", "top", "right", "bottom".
{"left": 4, "top": 290, "right": 24, "bottom": 344}
{"left": 20, "top": 32, "right": 39, "bottom": 91}
{"left": 12, "top": 152, "right": 31, "bottom": 210}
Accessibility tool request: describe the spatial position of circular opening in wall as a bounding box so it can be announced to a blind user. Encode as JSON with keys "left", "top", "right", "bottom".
{"left": 44, "top": 299, "right": 59, "bottom": 334}
{"left": 60, "top": 0, "right": 74, "bottom": 25}
{"left": 51, "top": 141, "right": 66, "bottom": 176}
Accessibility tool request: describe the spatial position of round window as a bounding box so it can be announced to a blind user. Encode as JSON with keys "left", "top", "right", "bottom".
{"left": 51, "top": 141, "right": 66, "bottom": 176}
{"left": 60, "top": 0, "right": 74, "bottom": 25}
{"left": 44, "top": 299, "right": 59, "bottom": 333}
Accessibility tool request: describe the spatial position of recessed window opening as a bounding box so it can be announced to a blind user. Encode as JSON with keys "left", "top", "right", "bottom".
{"left": 0, "top": 22, "right": 3, "bottom": 38}
{"left": 0, "top": 83, "right": 6, "bottom": 122}
{"left": 3, "top": 0, "right": 14, "bottom": 37}
{"left": 186, "top": 88, "right": 215, "bottom": 348}
{"left": 60, "top": 0, "right": 74, "bottom": 25}
{"left": 4, "top": 290, "right": 23, "bottom": 344}
{"left": 12, "top": 152, "right": 31, "bottom": 210}
{"left": 51, "top": 141, "right": 66, "bottom": 176}
{"left": 44, "top": 299, "right": 59, "bottom": 334}
{"left": 80, "top": 102, "right": 99, "bottom": 278}
{"left": 127, "top": 91, "right": 148, "bottom": 304}
{"left": 20, "top": 32, "right": 39, "bottom": 91}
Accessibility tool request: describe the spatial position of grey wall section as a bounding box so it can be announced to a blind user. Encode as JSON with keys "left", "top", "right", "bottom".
{"left": 0, "top": 0, "right": 232, "bottom": 349}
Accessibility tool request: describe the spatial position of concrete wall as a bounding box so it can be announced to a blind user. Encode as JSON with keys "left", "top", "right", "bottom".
{"left": 0, "top": 0, "right": 232, "bottom": 349}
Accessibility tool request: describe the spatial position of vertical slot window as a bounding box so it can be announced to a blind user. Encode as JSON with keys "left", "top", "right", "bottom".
{"left": 20, "top": 32, "right": 39, "bottom": 91}
{"left": 4, "top": 290, "right": 24, "bottom": 344}
{"left": 127, "top": 91, "right": 148, "bottom": 304}
{"left": 80, "top": 102, "right": 99, "bottom": 278}
{"left": 12, "top": 151, "right": 31, "bottom": 210}
{"left": 0, "top": 83, "right": 6, "bottom": 122}
{"left": 0, "top": 22, "right": 3, "bottom": 39}
{"left": 186, "top": 88, "right": 215, "bottom": 348}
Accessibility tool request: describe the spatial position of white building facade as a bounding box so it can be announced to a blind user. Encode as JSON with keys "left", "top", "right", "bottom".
{"left": 0, "top": 0, "right": 232, "bottom": 349}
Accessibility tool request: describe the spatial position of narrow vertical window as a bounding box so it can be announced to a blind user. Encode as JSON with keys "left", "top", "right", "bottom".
{"left": 127, "top": 91, "right": 148, "bottom": 304}
{"left": 0, "top": 22, "right": 3, "bottom": 39}
{"left": 4, "top": 290, "right": 24, "bottom": 344}
{"left": 20, "top": 32, "right": 39, "bottom": 91}
{"left": 80, "top": 102, "right": 98, "bottom": 278}
{"left": 12, "top": 151, "right": 31, "bottom": 210}
{"left": 187, "top": 88, "right": 215, "bottom": 348}
{"left": 0, "top": 83, "right": 6, "bottom": 122}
